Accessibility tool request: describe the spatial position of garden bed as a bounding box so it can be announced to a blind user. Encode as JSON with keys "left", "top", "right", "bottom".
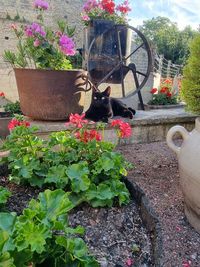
{"left": 0, "top": 165, "right": 162, "bottom": 267}
{"left": 118, "top": 141, "right": 200, "bottom": 267}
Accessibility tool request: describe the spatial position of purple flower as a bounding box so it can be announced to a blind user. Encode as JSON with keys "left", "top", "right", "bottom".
{"left": 25, "top": 22, "right": 46, "bottom": 37}
{"left": 34, "top": 0, "right": 49, "bottom": 10}
{"left": 83, "top": 0, "right": 99, "bottom": 13}
{"left": 59, "top": 34, "right": 75, "bottom": 56}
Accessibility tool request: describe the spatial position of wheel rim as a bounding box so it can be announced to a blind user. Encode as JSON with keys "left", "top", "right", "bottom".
{"left": 86, "top": 24, "right": 152, "bottom": 99}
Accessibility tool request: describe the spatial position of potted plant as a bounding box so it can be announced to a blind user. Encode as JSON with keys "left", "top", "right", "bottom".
{"left": 4, "top": 0, "right": 88, "bottom": 121}
{"left": 146, "top": 78, "right": 183, "bottom": 109}
{"left": 0, "top": 92, "right": 22, "bottom": 138}
{"left": 81, "top": 0, "right": 132, "bottom": 83}
{"left": 166, "top": 33, "right": 200, "bottom": 233}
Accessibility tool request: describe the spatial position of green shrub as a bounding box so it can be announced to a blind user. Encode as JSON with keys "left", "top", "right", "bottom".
{"left": 4, "top": 101, "right": 22, "bottom": 116}
{"left": 181, "top": 33, "right": 200, "bottom": 114}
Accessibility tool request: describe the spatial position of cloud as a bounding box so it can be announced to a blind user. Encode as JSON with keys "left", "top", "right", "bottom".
{"left": 127, "top": 0, "right": 199, "bottom": 30}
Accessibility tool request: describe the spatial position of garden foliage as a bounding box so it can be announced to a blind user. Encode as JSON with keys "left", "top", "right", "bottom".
{"left": 81, "top": 0, "right": 131, "bottom": 25}
{"left": 4, "top": 0, "right": 76, "bottom": 70}
{"left": 0, "top": 113, "right": 133, "bottom": 266}
{"left": 0, "top": 189, "right": 99, "bottom": 267}
{"left": 1, "top": 115, "right": 132, "bottom": 208}
{"left": 181, "top": 33, "right": 200, "bottom": 114}
{"left": 149, "top": 78, "right": 178, "bottom": 105}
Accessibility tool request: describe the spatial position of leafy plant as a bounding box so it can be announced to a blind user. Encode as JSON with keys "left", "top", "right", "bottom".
{"left": 4, "top": 0, "right": 78, "bottom": 70}
{"left": 4, "top": 101, "right": 22, "bottom": 116}
{"left": 81, "top": 0, "right": 131, "bottom": 26}
{"left": 148, "top": 78, "right": 178, "bottom": 105}
{"left": 2, "top": 114, "right": 132, "bottom": 207}
{"left": 0, "top": 189, "right": 99, "bottom": 266}
{"left": 0, "top": 186, "right": 11, "bottom": 206}
{"left": 181, "top": 33, "right": 200, "bottom": 114}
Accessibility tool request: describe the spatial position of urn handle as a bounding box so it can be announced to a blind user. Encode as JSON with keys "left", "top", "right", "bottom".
{"left": 166, "top": 126, "right": 189, "bottom": 155}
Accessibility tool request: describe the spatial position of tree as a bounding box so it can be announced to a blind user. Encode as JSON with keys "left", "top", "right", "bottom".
{"left": 181, "top": 33, "right": 200, "bottom": 114}
{"left": 139, "top": 16, "right": 197, "bottom": 65}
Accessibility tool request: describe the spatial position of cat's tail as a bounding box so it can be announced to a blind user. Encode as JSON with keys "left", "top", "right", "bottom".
{"left": 128, "top": 107, "right": 136, "bottom": 115}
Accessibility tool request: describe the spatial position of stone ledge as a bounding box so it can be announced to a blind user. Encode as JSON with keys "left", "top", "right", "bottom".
{"left": 25, "top": 108, "right": 197, "bottom": 144}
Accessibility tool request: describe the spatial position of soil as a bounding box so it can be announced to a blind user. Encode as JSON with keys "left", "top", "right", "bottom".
{"left": 1, "top": 140, "right": 200, "bottom": 267}
{"left": 117, "top": 141, "right": 200, "bottom": 267}
{"left": 0, "top": 167, "right": 153, "bottom": 267}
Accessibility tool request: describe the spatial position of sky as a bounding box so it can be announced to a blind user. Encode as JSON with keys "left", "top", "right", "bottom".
{"left": 117, "top": 0, "right": 200, "bottom": 30}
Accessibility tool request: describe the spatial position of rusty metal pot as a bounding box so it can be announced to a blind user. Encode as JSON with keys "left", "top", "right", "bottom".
{"left": 0, "top": 112, "right": 12, "bottom": 138}
{"left": 14, "top": 68, "right": 89, "bottom": 121}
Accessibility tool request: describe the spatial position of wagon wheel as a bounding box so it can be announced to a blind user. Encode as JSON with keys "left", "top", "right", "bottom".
{"left": 87, "top": 24, "right": 152, "bottom": 104}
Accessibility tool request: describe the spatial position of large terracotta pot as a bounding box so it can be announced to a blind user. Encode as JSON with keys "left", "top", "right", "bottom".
{"left": 166, "top": 117, "right": 200, "bottom": 233}
{"left": 14, "top": 68, "right": 88, "bottom": 121}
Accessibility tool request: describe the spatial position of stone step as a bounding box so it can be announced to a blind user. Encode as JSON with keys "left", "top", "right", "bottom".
{"left": 26, "top": 108, "right": 197, "bottom": 144}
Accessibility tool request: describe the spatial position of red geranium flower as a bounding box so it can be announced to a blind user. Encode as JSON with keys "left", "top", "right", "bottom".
{"left": 0, "top": 92, "right": 5, "bottom": 97}
{"left": 116, "top": 0, "right": 131, "bottom": 14}
{"left": 111, "top": 119, "right": 132, "bottom": 138}
{"left": 150, "top": 88, "right": 157, "bottom": 94}
{"left": 101, "top": 0, "right": 115, "bottom": 14}
{"left": 160, "top": 87, "right": 169, "bottom": 94}
{"left": 8, "top": 118, "right": 30, "bottom": 130}
{"left": 75, "top": 129, "right": 102, "bottom": 143}
{"left": 66, "top": 113, "right": 88, "bottom": 128}
{"left": 166, "top": 91, "right": 172, "bottom": 97}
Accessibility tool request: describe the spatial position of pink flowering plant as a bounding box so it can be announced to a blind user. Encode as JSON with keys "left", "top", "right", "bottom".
{"left": 81, "top": 0, "right": 131, "bottom": 26}
{"left": 4, "top": 0, "right": 77, "bottom": 70}
{"left": 1, "top": 113, "right": 133, "bottom": 208}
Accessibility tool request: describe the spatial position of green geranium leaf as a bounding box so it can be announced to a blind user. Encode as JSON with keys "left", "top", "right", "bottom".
{"left": 86, "top": 184, "right": 114, "bottom": 207}
{"left": 0, "top": 251, "right": 15, "bottom": 267}
{"left": 0, "top": 230, "right": 9, "bottom": 252}
{"left": 0, "top": 213, "right": 16, "bottom": 252}
{"left": 66, "top": 162, "right": 90, "bottom": 193}
{"left": 66, "top": 238, "right": 89, "bottom": 259}
{"left": 44, "top": 165, "right": 69, "bottom": 188}
{"left": 14, "top": 221, "right": 51, "bottom": 253}
{"left": 109, "top": 180, "right": 130, "bottom": 205}
{"left": 0, "top": 187, "right": 11, "bottom": 205}
{"left": 0, "top": 213, "right": 16, "bottom": 234}
{"left": 28, "top": 189, "right": 74, "bottom": 222}
{"left": 64, "top": 225, "right": 85, "bottom": 235}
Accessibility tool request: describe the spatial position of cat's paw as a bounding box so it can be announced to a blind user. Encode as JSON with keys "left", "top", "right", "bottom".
{"left": 102, "top": 117, "right": 109, "bottom": 123}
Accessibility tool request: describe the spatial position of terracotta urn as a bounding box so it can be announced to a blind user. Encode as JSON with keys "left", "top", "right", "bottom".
{"left": 166, "top": 117, "right": 200, "bottom": 233}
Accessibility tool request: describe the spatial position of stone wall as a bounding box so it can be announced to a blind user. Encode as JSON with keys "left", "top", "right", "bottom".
{"left": 0, "top": 0, "right": 85, "bottom": 101}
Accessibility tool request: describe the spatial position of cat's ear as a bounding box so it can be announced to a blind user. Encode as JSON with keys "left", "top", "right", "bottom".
{"left": 104, "top": 86, "right": 111, "bottom": 97}
{"left": 92, "top": 85, "right": 100, "bottom": 95}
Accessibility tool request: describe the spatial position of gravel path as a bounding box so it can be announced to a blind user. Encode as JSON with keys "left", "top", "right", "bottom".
{"left": 118, "top": 141, "right": 200, "bottom": 267}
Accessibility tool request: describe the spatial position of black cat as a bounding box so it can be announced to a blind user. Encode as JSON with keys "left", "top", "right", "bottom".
{"left": 85, "top": 86, "right": 136, "bottom": 122}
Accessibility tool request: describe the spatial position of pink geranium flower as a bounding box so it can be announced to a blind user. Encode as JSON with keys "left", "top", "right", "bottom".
{"left": 116, "top": 0, "right": 131, "bottom": 14}
{"left": 8, "top": 119, "right": 30, "bottom": 130}
{"left": 25, "top": 22, "right": 46, "bottom": 37}
{"left": 34, "top": 0, "right": 49, "bottom": 10}
{"left": 0, "top": 92, "right": 5, "bottom": 97}
{"left": 59, "top": 34, "right": 76, "bottom": 56}
{"left": 66, "top": 113, "right": 88, "bottom": 128}
{"left": 111, "top": 119, "right": 132, "bottom": 138}
{"left": 33, "top": 39, "right": 40, "bottom": 47}
{"left": 81, "top": 14, "right": 90, "bottom": 21}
